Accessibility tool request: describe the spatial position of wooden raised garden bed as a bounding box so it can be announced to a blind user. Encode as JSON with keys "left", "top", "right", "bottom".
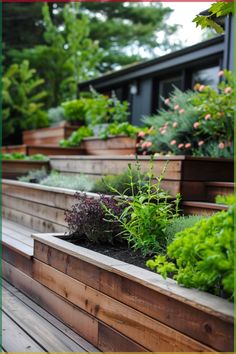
{"left": 50, "top": 155, "right": 234, "bottom": 201}
{"left": 25, "top": 233, "right": 236, "bottom": 351}
{"left": 23, "top": 122, "right": 81, "bottom": 146}
{"left": 2, "top": 160, "right": 50, "bottom": 180}
{"left": 83, "top": 135, "right": 137, "bottom": 155}
{"left": 2, "top": 144, "right": 85, "bottom": 156}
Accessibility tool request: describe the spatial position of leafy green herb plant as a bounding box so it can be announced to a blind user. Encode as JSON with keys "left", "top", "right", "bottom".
{"left": 2, "top": 153, "right": 48, "bottom": 161}
{"left": 102, "top": 159, "right": 181, "bottom": 256}
{"left": 147, "top": 196, "right": 234, "bottom": 300}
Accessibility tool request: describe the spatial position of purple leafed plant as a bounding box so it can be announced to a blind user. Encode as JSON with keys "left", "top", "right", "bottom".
{"left": 65, "top": 192, "right": 123, "bottom": 244}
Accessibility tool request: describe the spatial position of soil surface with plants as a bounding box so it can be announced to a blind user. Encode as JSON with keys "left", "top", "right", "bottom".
{"left": 61, "top": 235, "right": 150, "bottom": 270}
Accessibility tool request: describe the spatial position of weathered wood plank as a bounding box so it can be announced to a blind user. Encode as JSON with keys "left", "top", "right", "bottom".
{"left": 50, "top": 157, "right": 182, "bottom": 180}
{"left": 3, "top": 195, "right": 67, "bottom": 227}
{"left": 3, "top": 226, "right": 33, "bottom": 247}
{"left": 2, "top": 312, "right": 44, "bottom": 352}
{"left": 3, "top": 287, "right": 87, "bottom": 352}
{"left": 2, "top": 261, "right": 148, "bottom": 352}
{"left": 2, "top": 260, "right": 99, "bottom": 346}
{"left": 3, "top": 279, "right": 99, "bottom": 353}
{"left": 2, "top": 245, "right": 33, "bottom": 276}
{"left": 2, "top": 234, "right": 33, "bottom": 257}
{"left": 3, "top": 182, "right": 76, "bottom": 210}
{"left": 182, "top": 201, "right": 227, "bottom": 216}
{"left": 32, "top": 258, "right": 214, "bottom": 352}
{"left": 3, "top": 206, "right": 66, "bottom": 233}
{"left": 2, "top": 160, "right": 49, "bottom": 180}
{"left": 34, "top": 240, "right": 233, "bottom": 352}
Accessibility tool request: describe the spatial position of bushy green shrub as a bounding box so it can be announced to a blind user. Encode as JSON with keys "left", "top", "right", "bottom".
{"left": 142, "top": 70, "right": 234, "bottom": 158}
{"left": 18, "top": 167, "right": 48, "bottom": 183}
{"left": 102, "top": 160, "right": 181, "bottom": 256}
{"left": 48, "top": 107, "right": 65, "bottom": 126}
{"left": 40, "top": 171, "right": 94, "bottom": 191}
{"left": 147, "top": 196, "right": 234, "bottom": 300}
{"left": 92, "top": 168, "right": 144, "bottom": 195}
{"left": 59, "top": 126, "right": 93, "bottom": 147}
{"left": 164, "top": 215, "right": 205, "bottom": 246}
{"left": 2, "top": 153, "right": 48, "bottom": 161}
{"left": 3, "top": 60, "right": 49, "bottom": 143}
{"left": 98, "top": 122, "right": 141, "bottom": 139}
{"left": 62, "top": 100, "right": 87, "bottom": 123}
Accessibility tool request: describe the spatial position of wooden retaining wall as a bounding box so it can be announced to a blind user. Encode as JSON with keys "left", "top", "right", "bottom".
{"left": 2, "top": 144, "right": 85, "bottom": 156}
{"left": 50, "top": 155, "right": 234, "bottom": 201}
{"left": 2, "top": 160, "right": 50, "bottom": 180}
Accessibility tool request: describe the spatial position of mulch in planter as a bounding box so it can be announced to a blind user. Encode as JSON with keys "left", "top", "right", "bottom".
{"left": 61, "top": 236, "right": 151, "bottom": 270}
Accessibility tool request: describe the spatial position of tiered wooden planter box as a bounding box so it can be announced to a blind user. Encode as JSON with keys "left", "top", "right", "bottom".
{"left": 2, "top": 178, "right": 233, "bottom": 351}
{"left": 83, "top": 136, "right": 137, "bottom": 155}
{"left": 2, "top": 160, "right": 50, "bottom": 180}
{"left": 2, "top": 144, "right": 85, "bottom": 156}
{"left": 50, "top": 155, "right": 234, "bottom": 201}
{"left": 23, "top": 123, "right": 81, "bottom": 146}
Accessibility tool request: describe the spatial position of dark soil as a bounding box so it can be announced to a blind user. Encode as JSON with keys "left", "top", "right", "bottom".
{"left": 60, "top": 236, "right": 151, "bottom": 270}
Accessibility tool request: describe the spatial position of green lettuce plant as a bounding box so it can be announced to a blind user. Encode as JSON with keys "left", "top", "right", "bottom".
{"left": 59, "top": 126, "right": 93, "bottom": 147}
{"left": 147, "top": 196, "right": 234, "bottom": 300}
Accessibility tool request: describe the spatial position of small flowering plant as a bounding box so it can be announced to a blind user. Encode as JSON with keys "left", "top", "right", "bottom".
{"left": 192, "top": 69, "right": 235, "bottom": 153}
{"left": 142, "top": 70, "right": 234, "bottom": 157}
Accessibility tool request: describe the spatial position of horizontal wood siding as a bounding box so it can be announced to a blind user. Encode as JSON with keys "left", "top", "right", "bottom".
{"left": 32, "top": 258, "right": 213, "bottom": 352}
{"left": 34, "top": 240, "right": 233, "bottom": 352}
{"left": 2, "top": 161, "right": 49, "bottom": 180}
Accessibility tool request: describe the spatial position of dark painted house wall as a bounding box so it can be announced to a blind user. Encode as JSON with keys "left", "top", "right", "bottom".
{"left": 79, "top": 15, "right": 234, "bottom": 125}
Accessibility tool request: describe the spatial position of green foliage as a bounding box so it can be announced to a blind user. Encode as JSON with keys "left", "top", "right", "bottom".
{"left": 40, "top": 171, "right": 95, "bottom": 191}
{"left": 193, "top": 2, "right": 234, "bottom": 34}
{"left": 62, "top": 90, "right": 129, "bottom": 126}
{"left": 102, "top": 160, "right": 181, "bottom": 256}
{"left": 165, "top": 215, "right": 205, "bottom": 246}
{"left": 142, "top": 70, "right": 234, "bottom": 157}
{"left": 98, "top": 122, "right": 140, "bottom": 139}
{"left": 48, "top": 107, "right": 65, "bottom": 126}
{"left": 147, "top": 196, "right": 234, "bottom": 299}
{"left": 59, "top": 126, "right": 93, "bottom": 147}
{"left": 8, "top": 3, "right": 102, "bottom": 107}
{"left": 92, "top": 168, "right": 144, "bottom": 195}
{"left": 18, "top": 167, "right": 48, "bottom": 183}
{"left": 2, "top": 153, "right": 48, "bottom": 161}
{"left": 3, "top": 60, "right": 49, "bottom": 143}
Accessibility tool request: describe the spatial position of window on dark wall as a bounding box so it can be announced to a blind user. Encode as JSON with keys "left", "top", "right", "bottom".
{"left": 191, "top": 65, "right": 220, "bottom": 90}
{"left": 157, "top": 75, "right": 183, "bottom": 110}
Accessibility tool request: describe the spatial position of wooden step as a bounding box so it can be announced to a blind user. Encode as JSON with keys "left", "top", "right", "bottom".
{"left": 204, "top": 182, "right": 234, "bottom": 202}
{"left": 182, "top": 201, "right": 228, "bottom": 216}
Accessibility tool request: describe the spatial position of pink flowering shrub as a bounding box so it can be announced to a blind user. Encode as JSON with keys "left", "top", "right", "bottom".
{"left": 142, "top": 70, "right": 234, "bottom": 157}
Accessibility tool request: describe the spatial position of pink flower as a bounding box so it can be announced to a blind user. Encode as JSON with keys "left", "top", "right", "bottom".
{"left": 160, "top": 130, "right": 166, "bottom": 135}
{"left": 145, "top": 141, "right": 153, "bottom": 148}
{"left": 170, "top": 140, "right": 176, "bottom": 146}
{"left": 178, "top": 143, "right": 184, "bottom": 149}
{"left": 193, "top": 122, "right": 200, "bottom": 129}
{"left": 185, "top": 143, "right": 191, "bottom": 149}
{"left": 204, "top": 114, "right": 211, "bottom": 120}
{"left": 224, "top": 87, "right": 232, "bottom": 94}
{"left": 164, "top": 98, "right": 170, "bottom": 105}
{"left": 142, "top": 151, "right": 147, "bottom": 155}
{"left": 218, "top": 142, "right": 225, "bottom": 149}
{"left": 198, "top": 140, "right": 204, "bottom": 146}
{"left": 138, "top": 131, "right": 146, "bottom": 138}
{"left": 172, "top": 122, "right": 178, "bottom": 128}
{"left": 179, "top": 109, "right": 185, "bottom": 114}
{"left": 199, "top": 85, "right": 205, "bottom": 92}
{"left": 174, "top": 104, "right": 180, "bottom": 110}
{"left": 218, "top": 70, "right": 224, "bottom": 77}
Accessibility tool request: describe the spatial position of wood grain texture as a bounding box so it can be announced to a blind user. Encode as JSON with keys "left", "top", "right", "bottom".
{"left": 2, "top": 261, "right": 149, "bottom": 352}
{"left": 32, "top": 258, "right": 214, "bottom": 352}
{"left": 2, "top": 160, "right": 49, "bottom": 180}
{"left": 2, "top": 312, "right": 44, "bottom": 352}
{"left": 3, "top": 206, "right": 66, "bottom": 233}
{"left": 2, "top": 245, "right": 33, "bottom": 276}
{"left": 23, "top": 125, "right": 80, "bottom": 145}
{"left": 3, "top": 287, "right": 87, "bottom": 352}
{"left": 182, "top": 201, "right": 227, "bottom": 216}
{"left": 34, "top": 241, "right": 233, "bottom": 352}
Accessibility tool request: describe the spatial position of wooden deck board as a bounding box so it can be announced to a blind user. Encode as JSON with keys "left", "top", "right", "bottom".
{"left": 2, "top": 281, "right": 99, "bottom": 352}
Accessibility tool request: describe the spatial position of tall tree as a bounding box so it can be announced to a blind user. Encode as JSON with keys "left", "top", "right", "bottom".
{"left": 8, "top": 3, "right": 102, "bottom": 107}
{"left": 3, "top": 2, "right": 181, "bottom": 73}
